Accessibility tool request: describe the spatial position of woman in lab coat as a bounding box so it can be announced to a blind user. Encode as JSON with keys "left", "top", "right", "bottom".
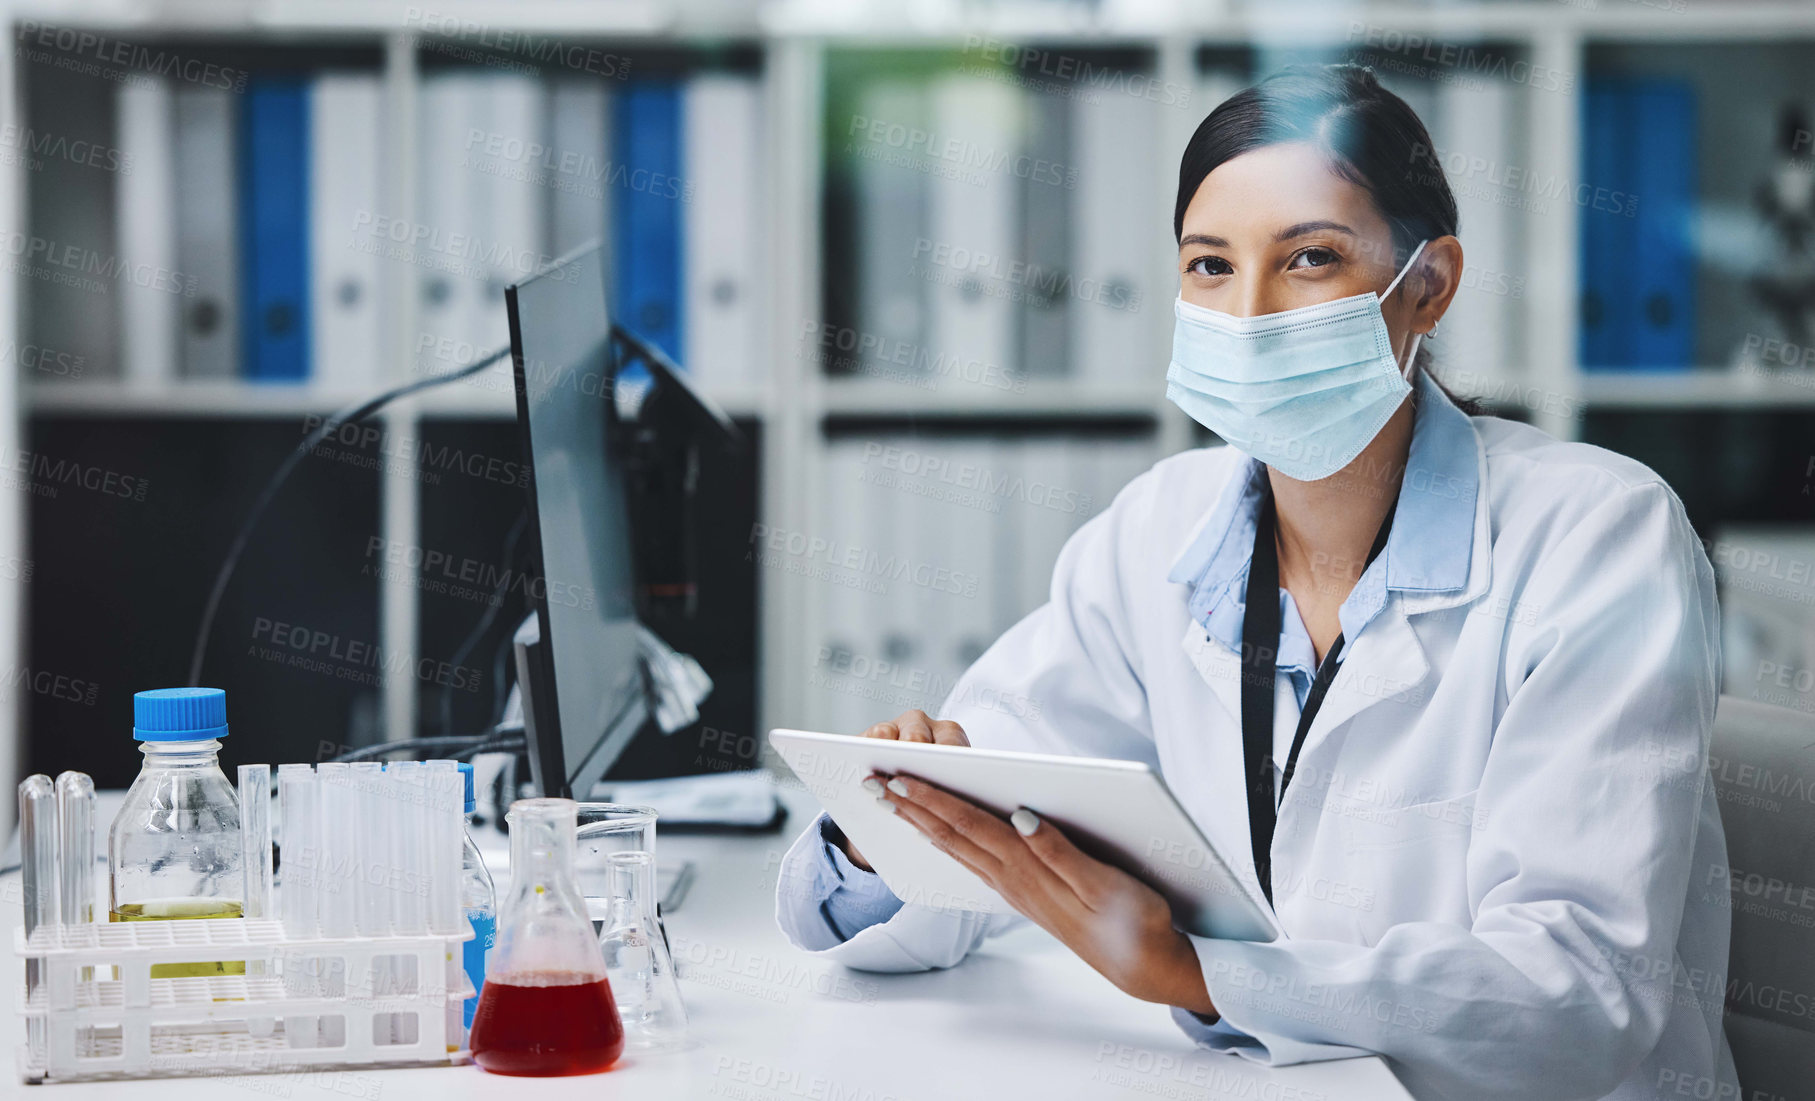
{"left": 775, "top": 64, "right": 1736, "bottom": 1101}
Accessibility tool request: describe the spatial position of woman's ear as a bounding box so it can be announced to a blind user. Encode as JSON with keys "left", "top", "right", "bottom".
{"left": 1412, "top": 235, "right": 1465, "bottom": 335}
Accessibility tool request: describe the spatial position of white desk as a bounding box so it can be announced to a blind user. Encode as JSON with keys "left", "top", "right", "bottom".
{"left": 4, "top": 788, "right": 1412, "bottom": 1101}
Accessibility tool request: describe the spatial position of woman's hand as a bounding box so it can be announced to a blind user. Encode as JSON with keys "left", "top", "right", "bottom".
{"left": 875, "top": 773, "right": 1215, "bottom": 1016}
{"left": 837, "top": 710, "right": 970, "bottom": 871}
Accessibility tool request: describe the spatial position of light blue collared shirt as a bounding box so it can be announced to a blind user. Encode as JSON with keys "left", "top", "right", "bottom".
{"left": 808, "top": 372, "right": 1480, "bottom": 946}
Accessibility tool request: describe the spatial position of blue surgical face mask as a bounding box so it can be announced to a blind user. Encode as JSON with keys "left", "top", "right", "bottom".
{"left": 1167, "top": 239, "right": 1430, "bottom": 482}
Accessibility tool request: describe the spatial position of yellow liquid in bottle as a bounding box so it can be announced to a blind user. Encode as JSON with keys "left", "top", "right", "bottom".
{"left": 111, "top": 899, "right": 246, "bottom": 978}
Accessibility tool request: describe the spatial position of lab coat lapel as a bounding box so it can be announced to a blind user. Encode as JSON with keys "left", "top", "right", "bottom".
{"left": 1177, "top": 620, "right": 1271, "bottom": 900}
{"left": 1285, "top": 437, "right": 1493, "bottom": 795}
{"left": 1286, "top": 435, "right": 1492, "bottom": 766}
{"left": 1177, "top": 588, "right": 1437, "bottom": 774}
{"left": 1299, "top": 598, "right": 1431, "bottom": 751}
{"left": 1180, "top": 619, "right": 1246, "bottom": 736}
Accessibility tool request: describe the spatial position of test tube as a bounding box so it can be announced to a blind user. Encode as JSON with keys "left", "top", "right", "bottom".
{"left": 424, "top": 761, "right": 461, "bottom": 936}
{"left": 277, "top": 764, "right": 319, "bottom": 1049}
{"left": 350, "top": 762, "right": 390, "bottom": 940}
{"left": 387, "top": 762, "right": 424, "bottom": 936}
{"left": 20, "top": 775, "right": 58, "bottom": 937}
{"left": 237, "top": 765, "right": 274, "bottom": 1035}
{"left": 19, "top": 775, "right": 56, "bottom": 1059}
{"left": 314, "top": 763, "right": 354, "bottom": 1047}
{"left": 54, "top": 772, "right": 95, "bottom": 928}
{"left": 423, "top": 761, "right": 462, "bottom": 1051}
{"left": 239, "top": 765, "right": 273, "bottom": 921}
{"left": 277, "top": 764, "right": 318, "bottom": 938}
{"left": 382, "top": 761, "right": 424, "bottom": 1044}
{"left": 55, "top": 773, "right": 95, "bottom": 991}
{"left": 315, "top": 763, "right": 356, "bottom": 939}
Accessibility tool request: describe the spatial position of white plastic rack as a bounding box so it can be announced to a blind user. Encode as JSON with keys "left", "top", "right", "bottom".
{"left": 15, "top": 917, "right": 474, "bottom": 1084}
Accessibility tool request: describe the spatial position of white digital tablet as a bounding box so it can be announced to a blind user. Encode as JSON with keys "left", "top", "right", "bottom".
{"left": 768, "top": 728, "right": 1279, "bottom": 943}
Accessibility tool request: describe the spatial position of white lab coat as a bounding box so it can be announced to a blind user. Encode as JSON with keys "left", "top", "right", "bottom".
{"left": 775, "top": 398, "right": 1737, "bottom": 1101}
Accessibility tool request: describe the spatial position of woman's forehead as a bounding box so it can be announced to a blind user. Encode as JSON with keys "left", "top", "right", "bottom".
{"left": 1180, "top": 142, "right": 1388, "bottom": 241}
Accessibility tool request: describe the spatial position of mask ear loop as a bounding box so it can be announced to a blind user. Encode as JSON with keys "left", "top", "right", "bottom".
{"left": 1379, "top": 238, "right": 1431, "bottom": 379}
{"left": 1379, "top": 238, "right": 1430, "bottom": 302}
{"left": 1399, "top": 331, "right": 1425, "bottom": 380}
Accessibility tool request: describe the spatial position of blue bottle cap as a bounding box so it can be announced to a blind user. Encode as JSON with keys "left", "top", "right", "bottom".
{"left": 133, "top": 688, "right": 229, "bottom": 741}
{"left": 459, "top": 762, "right": 476, "bottom": 814}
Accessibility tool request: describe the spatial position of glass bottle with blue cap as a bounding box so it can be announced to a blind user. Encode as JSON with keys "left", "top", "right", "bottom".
{"left": 109, "top": 687, "right": 245, "bottom": 976}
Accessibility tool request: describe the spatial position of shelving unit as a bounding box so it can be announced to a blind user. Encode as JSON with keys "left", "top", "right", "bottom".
{"left": 1580, "top": 370, "right": 1815, "bottom": 410}
{"left": 5, "top": 0, "right": 1814, "bottom": 809}
{"left": 23, "top": 377, "right": 771, "bottom": 419}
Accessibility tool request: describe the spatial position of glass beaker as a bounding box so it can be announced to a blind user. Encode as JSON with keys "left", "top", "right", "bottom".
{"left": 574, "top": 803, "right": 657, "bottom": 934}
{"left": 598, "top": 851, "right": 688, "bottom": 1048}
{"left": 469, "top": 798, "right": 623, "bottom": 1077}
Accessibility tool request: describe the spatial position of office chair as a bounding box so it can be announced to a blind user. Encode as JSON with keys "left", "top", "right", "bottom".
{"left": 1709, "top": 694, "right": 1815, "bottom": 1097}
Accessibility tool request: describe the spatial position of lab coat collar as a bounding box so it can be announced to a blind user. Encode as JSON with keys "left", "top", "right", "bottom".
{"left": 1166, "top": 369, "right": 1489, "bottom": 642}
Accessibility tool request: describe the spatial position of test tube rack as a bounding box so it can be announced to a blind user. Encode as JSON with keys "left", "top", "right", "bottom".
{"left": 16, "top": 758, "right": 477, "bottom": 1085}
{"left": 15, "top": 918, "right": 474, "bottom": 1083}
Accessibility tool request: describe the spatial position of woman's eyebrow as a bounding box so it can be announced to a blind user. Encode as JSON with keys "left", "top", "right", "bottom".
{"left": 1178, "top": 221, "right": 1357, "bottom": 251}
{"left": 1274, "top": 220, "right": 1356, "bottom": 241}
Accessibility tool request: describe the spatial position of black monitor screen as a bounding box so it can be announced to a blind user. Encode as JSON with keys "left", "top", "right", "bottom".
{"left": 507, "top": 244, "right": 646, "bottom": 798}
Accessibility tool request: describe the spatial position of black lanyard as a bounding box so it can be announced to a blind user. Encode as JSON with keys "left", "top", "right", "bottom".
{"left": 1239, "top": 487, "right": 1394, "bottom": 905}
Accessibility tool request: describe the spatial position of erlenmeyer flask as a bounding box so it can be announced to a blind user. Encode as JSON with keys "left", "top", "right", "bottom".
{"left": 598, "top": 851, "right": 688, "bottom": 1048}
{"left": 469, "top": 798, "right": 624, "bottom": 1076}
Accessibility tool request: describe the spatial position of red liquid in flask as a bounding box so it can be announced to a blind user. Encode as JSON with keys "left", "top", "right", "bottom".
{"left": 469, "top": 971, "right": 625, "bottom": 1076}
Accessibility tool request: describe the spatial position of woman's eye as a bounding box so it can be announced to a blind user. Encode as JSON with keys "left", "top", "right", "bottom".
{"left": 1186, "top": 256, "right": 1232, "bottom": 277}
{"left": 1289, "top": 247, "right": 1340, "bottom": 270}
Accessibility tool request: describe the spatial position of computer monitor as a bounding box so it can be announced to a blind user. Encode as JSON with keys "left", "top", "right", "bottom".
{"left": 507, "top": 245, "right": 647, "bottom": 799}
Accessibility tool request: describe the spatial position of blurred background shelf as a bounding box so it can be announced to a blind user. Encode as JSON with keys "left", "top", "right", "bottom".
{"left": 26, "top": 380, "right": 405, "bottom": 417}
{"left": 4, "top": 0, "right": 1815, "bottom": 819}
{"left": 5, "top": 0, "right": 687, "bottom": 35}
{"left": 761, "top": 2, "right": 1815, "bottom": 41}
{"left": 1580, "top": 370, "right": 1815, "bottom": 409}
{"left": 24, "top": 376, "right": 770, "bottom": 419}
{"left": 819, "top": 378, "right": 1162, "bottom": 419}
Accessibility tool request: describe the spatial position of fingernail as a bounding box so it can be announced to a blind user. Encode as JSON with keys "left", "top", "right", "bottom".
{"left": 1011, "top": 808, "right": 1040, "bottom": 837}
{"left": 876, "top": 796, "right": 897, "bottom": 815}
{"left": 861, "top": 777, "right": 884, "bottom": 796}
{"left": 886, "top": 778, "right": 909, "bottom": 797}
